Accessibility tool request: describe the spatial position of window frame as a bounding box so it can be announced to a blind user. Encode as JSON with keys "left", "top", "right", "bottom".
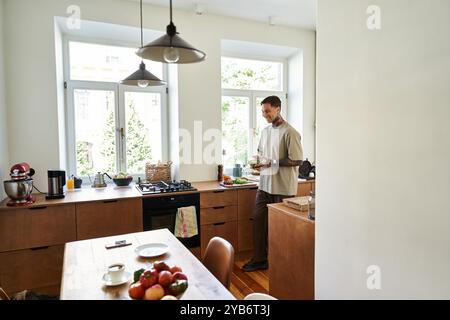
{"left": 63, "top": 36, "right": 169, "bottom": 180}
{"left": 221, "top": 54, "right": 288, "bottom": 168}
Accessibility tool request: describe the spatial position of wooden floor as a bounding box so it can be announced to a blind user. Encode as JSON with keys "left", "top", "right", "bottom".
{"left": 229, "top": 258, "right": 269, "bottom": 300}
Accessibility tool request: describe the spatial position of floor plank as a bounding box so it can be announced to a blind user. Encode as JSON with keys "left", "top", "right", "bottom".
{"left": 230, "top": 257, "right": 269, "bottom": 299}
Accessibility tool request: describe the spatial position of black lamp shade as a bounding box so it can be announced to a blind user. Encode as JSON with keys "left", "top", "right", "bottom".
{"left": 136, "top": 33, "right": 206, "bottom": 64}
{"left": 120, "top": 62, "right": 166, "bottom": 86}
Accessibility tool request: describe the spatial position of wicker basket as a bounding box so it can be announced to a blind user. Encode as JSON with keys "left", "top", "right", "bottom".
{"left": 145, "top": 161, "right": 172, "bottom": 183}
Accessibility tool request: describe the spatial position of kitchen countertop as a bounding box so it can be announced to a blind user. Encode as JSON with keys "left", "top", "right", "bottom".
{"left": 0, "top": 178, "right": 314, "bottom": 210}
{"left": 267, "top": 202, "right": 315, "bottom": 224}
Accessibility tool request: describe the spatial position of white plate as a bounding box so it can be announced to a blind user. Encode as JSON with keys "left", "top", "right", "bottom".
{"left": 135, "top": 243, "right": 169, "bottom": 258}
{"left": 102, "top": 271, "right": 131, "bottom": 286}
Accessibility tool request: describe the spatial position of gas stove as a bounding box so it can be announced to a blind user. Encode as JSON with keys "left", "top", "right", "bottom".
{"left": 136, "top": 180, "right": 197, "bottom": 195}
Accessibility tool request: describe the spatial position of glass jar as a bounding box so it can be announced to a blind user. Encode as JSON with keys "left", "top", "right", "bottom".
{"left": 308, "top": 191, "right": 315, "bottom": 220}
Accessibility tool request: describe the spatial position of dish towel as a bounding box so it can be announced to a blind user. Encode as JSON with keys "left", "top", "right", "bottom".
{"left": 174, "top": 206, "right": 198, "bottom": 238}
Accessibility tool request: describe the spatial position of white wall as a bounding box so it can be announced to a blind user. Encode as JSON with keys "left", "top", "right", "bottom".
{"left": 288, "top": 51, "right": 316, "bottom": 162}
{"left": 316, "top": 0, "right": 450, "bottom": 299}
{"left": 0, "top": 0, "right": 9, "bottom": 198}
{"left": 3, "top": 0, "right": 315, "bottom": 187}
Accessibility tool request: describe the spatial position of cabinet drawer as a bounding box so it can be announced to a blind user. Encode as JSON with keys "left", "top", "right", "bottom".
{"left": 200, "top": 190, "right": 237, "bottom": 208}
{"left": 0, "top": 205, "right": 76, "bottom": 252}
{"left": 237, "top": 188, "right": 257, "bottom": 220}
{"left": 200, "top": 206, "right": 237, "bottom": 226}
{"left": 297, "top": 182, "right": 312, "bottom": 197}
{"left": 0, "top": 245, "right": 64, "bottom": 295}
{"left": 76, "top": 198, "right": 143, "bottom": 240}
{"left": 201, "top": 221, "right": 238, "bottom": 257}
{"left": 238, "top": 218, "right": 253, "bottom": 252}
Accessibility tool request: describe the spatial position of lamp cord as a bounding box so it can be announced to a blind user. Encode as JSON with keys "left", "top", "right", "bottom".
{"left": 170, "top": 0, "right": 173, "bottom": 23}
{"left": 140, "top": 0, "right": 143, "bottom": 48}
{"left": 33, "top": 185, "right": 47, "bottom": 195}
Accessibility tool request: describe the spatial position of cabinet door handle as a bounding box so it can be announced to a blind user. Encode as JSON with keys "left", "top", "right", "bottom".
{"left": 31, "top": 246, "right": 49, "bottom": 251}
{"left": 103, "top": 200, "right": 118, "bottom": 204}
{"left": 28, "top": 206, "right": 47, "bottom": 210}
{"left": 213, "top": 222, "right": 226, "bottom": 226}
{"left": 213, "top": 190, "right": 225, "bottom": 193}
{"left": 213, "top": 206, "right": 225, "bottom": 210}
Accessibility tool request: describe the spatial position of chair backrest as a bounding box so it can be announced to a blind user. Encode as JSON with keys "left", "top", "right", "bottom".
{"left": 244, "top": 292, "right": 278, "bottom": 300}
{"left": 0, "top": 287, "right": 11, "bottom": 300}
{"left": 202, "top": 237, "right": 234, "bottom": 289}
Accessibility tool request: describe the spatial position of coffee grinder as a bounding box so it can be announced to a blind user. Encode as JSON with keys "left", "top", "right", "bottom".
{"left": 46, "top": 170, "right": 66, "bottom": 200}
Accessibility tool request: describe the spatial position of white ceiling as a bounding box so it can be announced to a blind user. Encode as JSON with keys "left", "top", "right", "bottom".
{"left": 134, "top": 0, "right": 317, "bottom": 30}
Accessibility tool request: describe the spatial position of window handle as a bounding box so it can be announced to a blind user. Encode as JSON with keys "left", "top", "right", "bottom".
{"left": 120, "top": 128, "right": 125, "bottom": 139}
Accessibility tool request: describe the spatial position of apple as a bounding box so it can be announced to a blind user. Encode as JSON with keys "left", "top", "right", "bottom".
{"left": 144, "top": 284, "right": 165, "bottom": 300}
{"left": 153, "top": 261, "right": 170, "bottom": 272}
{"left": 128, "top": 282, "right": 145, "bottom": 300}
{"left": 139, "top": 269, "right": 159, "bottom": 289}
{"left": 161, "top": 295, "right": 178, "bottom": 300}
{"left": 169, "top": 265, "right": 182, "bottom": 274}
{"left": 172, "top": 272, "right": 188, "bottom": 281}
{"left": 158, "top": 270, "right": 173, "bottom": 287}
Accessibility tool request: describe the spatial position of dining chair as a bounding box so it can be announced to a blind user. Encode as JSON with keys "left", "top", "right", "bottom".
{"left": 244, "top": 292, "right": 278, "bottom": 300}
{"left": 202, "top": 237, "right": 234, "bottom": 289}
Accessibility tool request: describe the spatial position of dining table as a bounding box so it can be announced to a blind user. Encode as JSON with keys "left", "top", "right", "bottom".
{"left": 60, "top": 228, "right": 235, "bottom": 300}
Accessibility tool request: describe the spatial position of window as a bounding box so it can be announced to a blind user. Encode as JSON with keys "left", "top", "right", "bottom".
{"left": 221, "top": 56, "right": 286, "bottom": 169}
{"left": 65, "top": 40, "right": 168, "bottom": 177}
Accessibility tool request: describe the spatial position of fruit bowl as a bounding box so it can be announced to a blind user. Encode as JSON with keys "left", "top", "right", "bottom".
{"left": 112, "top": 177, "right": 133, "bottom": 186}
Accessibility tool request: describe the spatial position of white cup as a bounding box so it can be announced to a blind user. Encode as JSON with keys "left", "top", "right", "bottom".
{"left": 107, "top": 263, "right": 125, "bottom": 283}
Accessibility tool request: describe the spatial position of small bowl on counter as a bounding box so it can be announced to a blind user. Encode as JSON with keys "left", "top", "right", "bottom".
{"left": 112, "top": 177, "right": 133, "bottom": 187}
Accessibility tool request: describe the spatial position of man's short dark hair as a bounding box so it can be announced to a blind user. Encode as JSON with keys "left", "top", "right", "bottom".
{"left": 261, "top": 96, "right": 281, "bottom": 108}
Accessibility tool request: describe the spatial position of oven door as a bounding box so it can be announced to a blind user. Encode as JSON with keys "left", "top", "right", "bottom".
{"left": 142, "top": 193, "right": 200, "bottom": 248}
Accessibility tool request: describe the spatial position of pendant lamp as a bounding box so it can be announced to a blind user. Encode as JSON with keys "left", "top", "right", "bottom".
{"left": 136, "top": 0, "right": 206, "bottom": 64}
{"left": 121, "top": 0, "right": 166, "bottom": 87}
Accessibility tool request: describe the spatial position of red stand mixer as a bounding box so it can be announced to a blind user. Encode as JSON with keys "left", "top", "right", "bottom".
{"left": 3, "top": 162, "right": 36, "bottom": 207}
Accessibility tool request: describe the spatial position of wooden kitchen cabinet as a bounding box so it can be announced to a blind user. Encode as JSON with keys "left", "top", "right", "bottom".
{"left": 200, "top": 206, "right": 237, "bottom": 226}
{"left": 0, "top": 205, "right": 76, "bottom": 252}
{"left": 200, "top": 221, "right": 238, "bottom": 256}
{"left": 297, "top": 180, "right": 315, "bottom": 197}
{"left": 200, "top": 190, "right": 238, "bottom": 257}
{"left": 200, "top": 189, "right": 237, "bottom": 208}
{"left": 76, "top": 198, "right": 143, "bottom": 240}
{"left": 0, "top": 245, "right": 64, "bottom": 295}
{"left": 0, "top": 204, "right": 75, "bottom": 296}
{"left": 268, "top": 203, "right": 314, "bottom": 300}
{"left": 237, "top": 188, "right": 257, "bottom": 252}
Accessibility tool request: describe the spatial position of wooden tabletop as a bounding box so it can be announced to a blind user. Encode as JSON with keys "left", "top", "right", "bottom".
{"left": 60, "top": 228, "right": 235, "bottom": 300}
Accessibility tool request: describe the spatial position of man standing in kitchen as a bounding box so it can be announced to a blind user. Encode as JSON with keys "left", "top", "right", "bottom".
{"left": 242, "top": 95, "right": 303, "bottom": 272}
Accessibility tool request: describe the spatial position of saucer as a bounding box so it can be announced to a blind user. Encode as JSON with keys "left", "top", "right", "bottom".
{"left": 135, "top": 243, "right": 169, "bottom": 258}
{"left": 102, "top": 271, "right": 131, "bottom": 286}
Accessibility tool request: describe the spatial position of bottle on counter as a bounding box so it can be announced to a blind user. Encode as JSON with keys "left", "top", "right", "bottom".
{"left": 217, "top": 164, "right": 224, "bottom": 181}
{"left": 308, "top": 191, "right": 315, "bottom": 220}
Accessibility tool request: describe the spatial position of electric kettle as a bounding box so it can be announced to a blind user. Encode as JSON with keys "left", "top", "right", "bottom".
{"left": 91, "top": 172, "right": 112, "bottom": 188}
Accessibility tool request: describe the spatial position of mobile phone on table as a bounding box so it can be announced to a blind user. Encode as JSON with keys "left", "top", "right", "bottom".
{"left": 105, "top": 240, "right": 132, "bottom": 249}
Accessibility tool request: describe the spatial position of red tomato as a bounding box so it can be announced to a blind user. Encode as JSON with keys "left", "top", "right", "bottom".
{"left": 139, "top": 269, "right": 159, "bottom": 289}
{"left": 128, "top": 282, "right": 145, "bottom": 300}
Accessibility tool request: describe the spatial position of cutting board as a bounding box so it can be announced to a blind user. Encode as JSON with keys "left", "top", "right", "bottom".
{"left": 282, "top": 196, "right": 310, "bottom": 211}
{"left": 219, "top": 182, "right": 258, "bottom": 188}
